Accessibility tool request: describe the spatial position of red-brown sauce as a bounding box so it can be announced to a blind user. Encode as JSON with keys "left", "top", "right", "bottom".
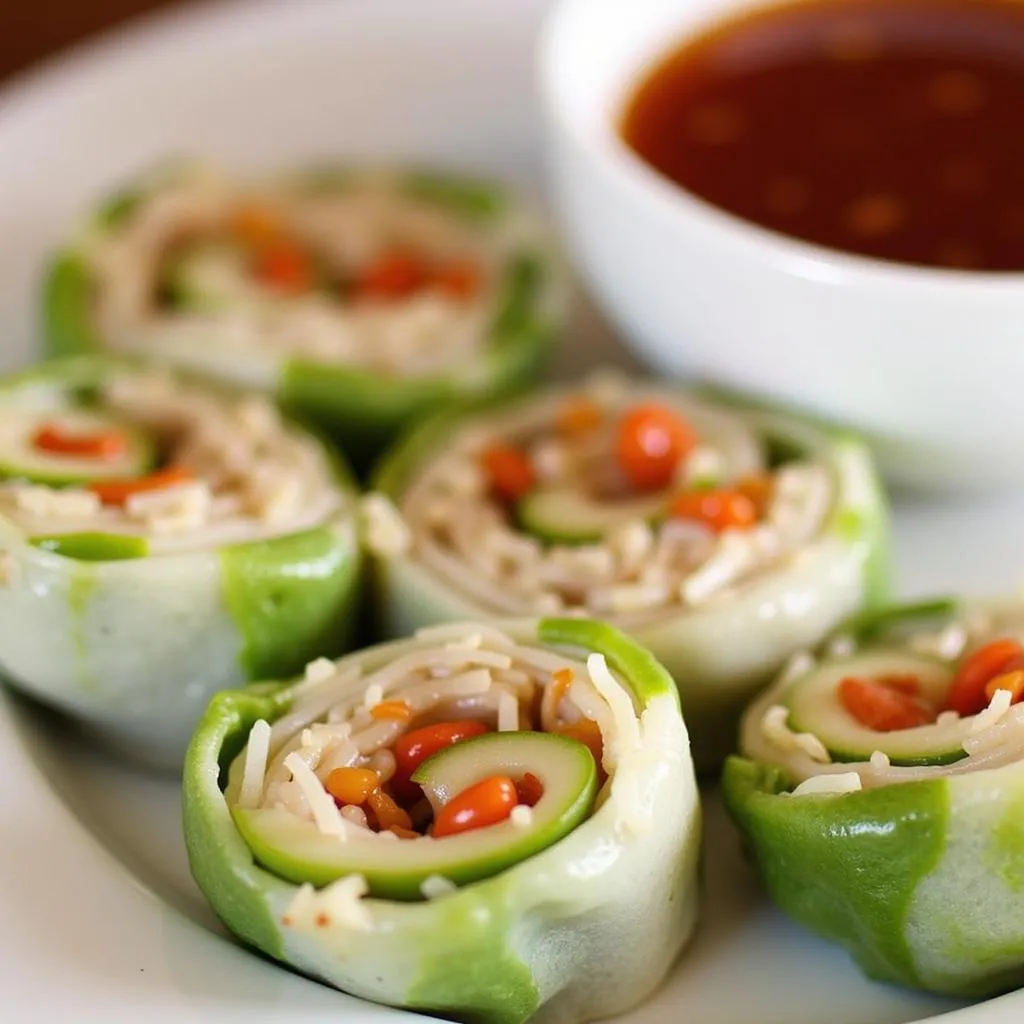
{"left": 620, "top": 0, "right": 1024, "bottom": 271}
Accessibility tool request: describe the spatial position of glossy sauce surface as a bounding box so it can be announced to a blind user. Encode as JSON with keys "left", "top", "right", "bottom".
{"left": 621, "top": 0, "right": 1024, "bottom": 271}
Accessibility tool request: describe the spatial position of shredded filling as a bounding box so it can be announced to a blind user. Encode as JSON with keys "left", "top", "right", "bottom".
{"left": 745, "top": 606, "right": 1024, "bottom": 793}
{"left": 227, "top": 624, "right": 641, "bottom": 912}
{"left": 82, "top": 169, "right": 516, "bottom": 378}
{"left": 0, "top": 368, "right": 343, "bottom": 552}
{"left": 367, "top": 374, "right": 835, "bottom": 624}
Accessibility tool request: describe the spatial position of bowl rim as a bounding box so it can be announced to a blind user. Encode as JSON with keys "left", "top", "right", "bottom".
{"left": 538, "top": 0, "right": 1024, "bottom": 296}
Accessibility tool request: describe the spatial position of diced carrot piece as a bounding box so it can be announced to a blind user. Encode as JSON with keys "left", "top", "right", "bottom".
{"left": 737, "top": 473, "right": 774, "bottom": 514}
{"left": 556, "top": 397, "right": 603, "bottom": 437}
{"left": 432, "top": 776, "right": 518, "bottom": 838}
{"left": 391, "top": 720, "right": 491, "bottom": 801}
{"left": 370, "top": 700, "right": 413, "bottom": 722}
{"left": 433, "top": 259, "right": 482, "bottom": 299}
{"left": 252, "top": 241, "right": 313, "bottom": 294}
{"left": 230, "top": 203, "right": 284, "bottom": 246}
{"left": 546, "top": 667, "right": 575, "bottom": 720}
{"left": 945, "top": 639, "right": 1024, "bottom": 716}
{"left": 984, "top": 669, "right": 1024, "bottom": 704}
{"left": 389, "top": 825, "right": 421, "bottom": 840}
{"left": 367, "top": 788, "right": 413, "bottom": 832}
{"left": 550, "top": 667, "right": 574, "bottom": 698}
{"left": 515, "top": 772, "right": 545, "bottom": 808}
{"left": 32, "top": 423, "right": 128, "bottom": 461}
{"left": 325, "top": 767, "right": 380, "bottom": 806}
{"left": 481, "top": 443, "right": 536, "bottom": 503}
{"left": 838, "top": 676, "right": 934, "bottom": 732}
{"left": 88, "top": 465, "right": 193, "bottom": 506}
{"left": 616, "top": 403, "right": 697, "bottom": 492}
{"left": 553, "top": 719, "right": 605, "bottom": 768}
{"left": 552, "top": 667, "right": 574, "bottom": 688}
{"left": 669, "top": 489, "right": 758, "bottom": 532}
{"left": 354, "top": 250, "right": 428, "bottom": 300}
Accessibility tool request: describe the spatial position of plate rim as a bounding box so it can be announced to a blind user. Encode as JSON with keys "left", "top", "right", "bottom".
{"left": 0, "top": 0, "right": 1022, "bottom": 1021}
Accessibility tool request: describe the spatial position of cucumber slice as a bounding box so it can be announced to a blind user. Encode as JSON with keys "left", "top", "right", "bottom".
{"left": 402, "top": 171, "right": 506, "bottom": 221}
{"left": 785, "top": 651, "right": 965, "bottom": 766}
{"left": 30, "top": 532, "right": 150, "bottom": 561}
{"left": 162, "top": 243, "right": 254, "bottom": 311}
{"left": 232, "top": 731, "right": 597, "bottom": 900}
{"left": 0, "top": 410, "right": 156, "bottom": 486}
{"left": 517, "top": 485, "right": 667, "bottom": 544}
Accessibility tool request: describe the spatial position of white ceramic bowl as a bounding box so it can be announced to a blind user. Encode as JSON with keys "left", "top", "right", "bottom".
{"left": 539, "top": 0, "right": 1024, "bottom": 492}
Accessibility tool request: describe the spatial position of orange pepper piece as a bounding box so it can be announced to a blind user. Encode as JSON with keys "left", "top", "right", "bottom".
{"left": 945, "top": 639, "right": 1024, "bottom": 716}
{"left": 354, "top": 250, "right": 428, "bottom": 300}
{"left": 838, "top": 676, "right": 934, "bottom": 732}
{"left": 433, "top": 259, "right": 482, "bottom": 300}
{"left": 32, "top": 422, "right": 128, "bottom": 461}
{"left": 481, "top": 443, "right": 536, "bottom": 504}
{"left": 874, "top": 674, "right": 922, "bottom": 695}
{"left": 391, "top": 720, "right": 491, "bottom": 802}
{"left": 432, "top": 775, "right": 518, "bottom": 838}
{"left": 669, "top": 489, "right": 758, "bottom": 532}
{"left": 88, "top": 465, "right": 193, "bottom": 506}
{"left": 615, "top": 403, "right": 697, "bottom": 492}
{"left": 393, "top": 720, "right": 491, "bottom": 777}
{"left": 252, "top": 241, "right": 313, "bottom": 294}
{"left": 553, "top": 719, "right": 605, "bottom": 769}
{"left": 984, "top": 669, "right": 1024, "bottom": 705}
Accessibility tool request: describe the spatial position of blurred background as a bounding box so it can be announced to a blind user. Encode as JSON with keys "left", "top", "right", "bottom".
{"left": 4, "top": 0, "right": 203, "bottom": 81}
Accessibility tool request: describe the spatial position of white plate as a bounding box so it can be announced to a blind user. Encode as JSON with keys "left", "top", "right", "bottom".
{"left": 0, "top": 1, "right": 1021, "bottom": 1022}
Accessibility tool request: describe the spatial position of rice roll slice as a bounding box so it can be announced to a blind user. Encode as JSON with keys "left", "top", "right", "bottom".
{"left": 724, "top": 596, "right": 1024, "bottom": 997}
{"left": 183, "top": 618, "right": 700, "bottom": 1024}
{"left": 363, "top": 373, "right": 889, "bottom": 771}
{"left": 0, "top": 356, "right": 362, "bottom": 769}
{"left": 43, "top": 162, "right": 566, "bottom": 470}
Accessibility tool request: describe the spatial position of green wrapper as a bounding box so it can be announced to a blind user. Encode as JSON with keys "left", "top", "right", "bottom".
{"left": 724, "top": 595, "right": 1024, "bottom": 997}
{"left": 43, "top": 163, "right": 565, "bottom": 471}
{"left": 182, "top": 618, "right": 700, "bottom": 1024}
{"left": 366, "top": 378, "right": 889, "bottom": 772}
{"left": 0, "top": 356, "right": 362, "bottom": 768}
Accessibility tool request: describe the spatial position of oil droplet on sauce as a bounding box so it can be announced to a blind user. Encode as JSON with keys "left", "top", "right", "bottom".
{"left": 843, "top": 194, "right": 907, "bottom": 239}
{"left": 686, "top": 103, "right": 745, "bottom": 144}
{"left": 930, "top": 70, "right": 988, "bottom": 115}
{"left": 764, "top": 176, "right": 811, "bottom": 216}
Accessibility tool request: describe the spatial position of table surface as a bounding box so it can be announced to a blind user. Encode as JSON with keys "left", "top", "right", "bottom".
{"left": 3, "top": 0, "right": 203, "bottom": 83}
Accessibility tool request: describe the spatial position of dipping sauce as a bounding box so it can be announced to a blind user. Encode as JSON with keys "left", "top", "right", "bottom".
{"left": 621, "top": 0, "right": 1024, "bottom": 271}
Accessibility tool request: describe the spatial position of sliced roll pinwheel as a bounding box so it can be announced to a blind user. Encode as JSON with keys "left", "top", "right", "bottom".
{"left": 724, "top": 596, "right": 1024, "bottom": 997}
{"left": 43, "top": 162, "right": 565, "bottom": 469}
{"left": 0, "top": 356, "right": 361, "bottom": 769}
{"left": 183, "top": 618, "right": 700, "bottom": 1024}
{"left": 364, "top": 372, "right": 889, "bottom": 771}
